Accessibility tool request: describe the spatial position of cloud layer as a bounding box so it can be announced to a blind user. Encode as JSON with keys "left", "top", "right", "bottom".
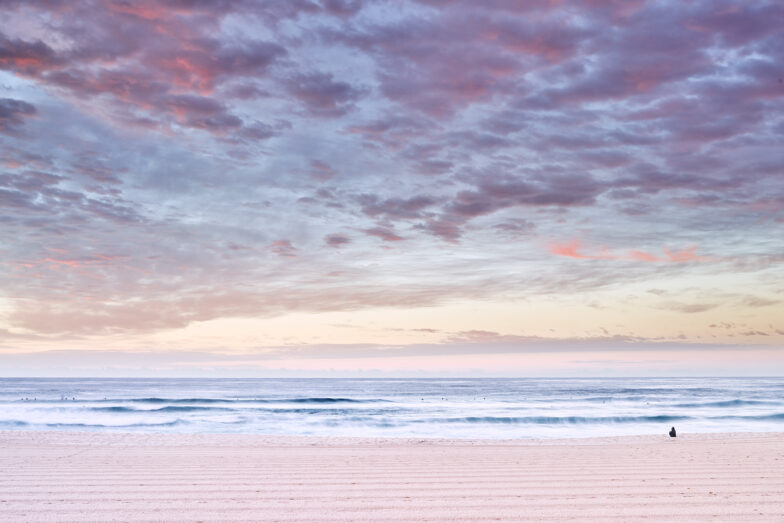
{"left": 0, "top": 0, "right": 782, "bottom": 364}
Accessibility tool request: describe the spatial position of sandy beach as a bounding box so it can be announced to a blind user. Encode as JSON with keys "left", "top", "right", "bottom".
{"left": 1, "top": 431, "right": 782, "bottom": 522}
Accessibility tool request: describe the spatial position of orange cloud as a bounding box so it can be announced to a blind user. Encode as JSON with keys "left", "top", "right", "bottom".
{"left": 550, "top": 240, "right": 585, "bottom": 258}
{"left": 663, "top": 246, "right": 709, "bottom": 263}
{"left": 18, "top": 253, "right": 126, "bottom": 271}
{"left": 549, "top": 240, "right": 616, "bottom": 260}
{"left": 628, "top": 250, "right": 660, "bottom": 262}
{"left": 551, "top": 242, "right": 710, "bottom": 263}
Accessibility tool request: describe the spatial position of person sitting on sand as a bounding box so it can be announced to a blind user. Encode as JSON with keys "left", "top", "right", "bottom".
{"left": 669, "top": 427, "right": 676, "bottom": 438}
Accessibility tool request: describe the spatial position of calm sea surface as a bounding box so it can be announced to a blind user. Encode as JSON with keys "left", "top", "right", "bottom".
{"left": 1, "top": 377, "right": 782, "bottom": 439}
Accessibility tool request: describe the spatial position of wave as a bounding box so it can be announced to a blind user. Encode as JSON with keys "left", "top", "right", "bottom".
{"left": 257, "top": 407, "right": 397, "bottom": 415}
{"left": 127, "top": 397, "right": 382, "bottom": 404}
{"left": 43, "top": 420, "right": 186, "bottom": 429}
{"left": 552, "top": 387, "right": 715, "bottom": 395}
{"left": 715, "top": 413, "right": 784, "bottom": 421}
{"left": 0, "top": 420, "right": 30, "bottom": 427}
{"left": 427, "top": 412, "right": 784, "bottom": 425}
{"left": 89, "top": 406, "right": 397, "bottom": 415}
{"left": 0, "top": 419, "right": 186, "bottom": 429}
{"left": 288, "top": 397, "right": 374, "bottom": 403}
{"left": 434, "top": 415, "right": 692, "bottom": 425}
{"left": 92, "top": 406, "right": 234, "bottom": 413}
{"left": 130, "top": 397, "right": 227, "bottom": 404}
{"left": 673, "top": 399, "right": 777, "bottom": 408}
{"left": 756, "top": 413, "right": 784, "bottom": 421}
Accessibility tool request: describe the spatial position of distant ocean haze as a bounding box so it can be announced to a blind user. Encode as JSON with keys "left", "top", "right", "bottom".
{"left": 1, "top": 378, "right": 782, "bottom": 439}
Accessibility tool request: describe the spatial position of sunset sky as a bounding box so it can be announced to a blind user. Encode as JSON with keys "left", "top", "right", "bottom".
{"left": 1, "top": 0, "right": 782, "bottom": 376}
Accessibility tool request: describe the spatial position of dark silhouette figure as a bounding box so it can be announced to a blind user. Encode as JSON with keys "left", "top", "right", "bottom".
{"left": 669, "top": 426, "right": 677, "bottom": 438}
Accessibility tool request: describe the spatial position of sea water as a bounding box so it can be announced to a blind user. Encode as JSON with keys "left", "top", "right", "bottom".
{"left": 1, "top": 377, "right": 783, "bottom": 439}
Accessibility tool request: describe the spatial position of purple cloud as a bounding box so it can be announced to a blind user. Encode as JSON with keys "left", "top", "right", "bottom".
{"left": 364, "top": 226, "right": 404, "bottom": 242}
{"left": 325, "top": 233, "right": 351, "bottom": 247}
{"left": 285, "top": 72, "right": 365, "bottom": 117}
{"left": 0, "top": 98, "right": 36, "bottom": 135}
{"left": 0, "top": 35, "right": 60, "bottom": 74}
{"left": 358, "top": 194, "right": 439, "bottom": 220}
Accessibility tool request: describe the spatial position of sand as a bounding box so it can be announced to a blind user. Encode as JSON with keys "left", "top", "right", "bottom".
{"left": 1, "top": 431, "right": 782, "bottom": 522}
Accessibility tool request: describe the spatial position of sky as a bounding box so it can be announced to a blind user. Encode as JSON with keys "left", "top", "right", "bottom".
{"left": 0, "top": 0, "right": 782, "bottom": 377}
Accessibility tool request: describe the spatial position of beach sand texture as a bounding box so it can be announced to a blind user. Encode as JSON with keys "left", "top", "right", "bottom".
{"left": 1, "top": 431, "right": 782, "bottom": 522}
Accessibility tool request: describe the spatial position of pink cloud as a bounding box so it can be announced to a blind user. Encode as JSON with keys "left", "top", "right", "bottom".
{"left": 308, "top": 160, "right": 336, "bottom": 182}
{"left": 549, "top": 240, "right": 616, "bottom": 260}
{"left": 364, "top": 227, "right": 405, "bottom": 242}
{"left": 14, "top": 253, "right": 127, "bottom": 272}
{"left": 551, "top": 243, "right": 711, "bottom": 263}
{"left": 629, "top": 250, "right": 660, "bottom": 262}
{"left": 663, "top": 246, "right": 709, "bottom": 263}
{"left": 550, "top": 240, "right": 584, "bottom": 259}
{"left": 269, "top": 240, "right": 297, "bottom": 258}
{"left": 0, "top": 35, "right": 60, "bottom": 75}
{"left": 0, "top": 3, "right": 285, "bottom": 137}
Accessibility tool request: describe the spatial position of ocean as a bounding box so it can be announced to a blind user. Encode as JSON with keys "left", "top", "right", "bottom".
{"left": 1, "top": 377, "right": 783, "bottom": 439}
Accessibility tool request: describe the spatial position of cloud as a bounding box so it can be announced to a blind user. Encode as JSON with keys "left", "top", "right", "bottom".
{"left": 663, "top": 247, "right": 709, "bottom": 263}
{"left": 742, "top": 297, "right": 779, "bottom": 308}
{"left": 239, "top": 120, "right": 288, "bottom": 141}
{"left": 327, "top": 4, "right": 591, "bottom": 118}
{"left": 0, "top": 172, "right": 144, "bottom": 225}
{"left": 345, "top": 114, "right": 433, "bottom": 148}
{"left": 549, "top": 241, "right": 615, "bottom": 260}
{"left": 0, "top": 0, "right": 782, "bottom": 355}
{"left": 629, "top": 250, "right": 660, "bottom": 262}
{"left": 450, "top": 173, "right": 602, "bottom": 217}
{"left": 325, "top": 233, "right": 350, "bottom": 247}
{"left": 412, "top": 172, "right": 603, "bottom": 240}
{"left": 0, "top": 4, "right": 286, "bottom": 138}
{"left": 364, "top": 226, "right": 404, "bottom": 242}
{"left": 285, "top": 72, "right": 365, "bottom": 117}
{"left": 0, "top": 98, "right": 36, "bottom": 135}
{"left": 550, "top": 242, "right": 713, "bottom": 264}
{"left": 150, "top": 39, "right": 286, "bottom": 93}
{"left": 358, "top": 194, "right": 439, "bottom": 220}
{"left": 308, "top": 160, "right": 336, "bottom": 181}
{"left": 0, "top": 35, "right": 60, "bottom": 74}
{"left": 685, "top": 2, "right": 784, "bottom": 47}
{"left": 0, "top": 170, "right": 62, "bottom": 190}
{"left": 660, "top": 302, "right": 719, "bottom": 314}
{"left": 739, "top": 330, "right": 769, "bottom": 337}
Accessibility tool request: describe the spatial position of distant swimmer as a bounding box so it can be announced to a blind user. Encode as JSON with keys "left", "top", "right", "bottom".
{"left": 669, "top": 426, "right": 677, "bottom": 438}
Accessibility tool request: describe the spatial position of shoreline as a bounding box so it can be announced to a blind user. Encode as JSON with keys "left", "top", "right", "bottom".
{"left": 3, "top": 430, "right": 783, "bottom": 521}
{"left": 2, "top": 428, "right": 784, "bottom": 445}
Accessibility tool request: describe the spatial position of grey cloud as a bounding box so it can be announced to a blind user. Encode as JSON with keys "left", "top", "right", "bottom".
{"left": 364, "top": 226, "right": 404, "bottom": 242}
{"left": 285, "top": 72, "right": 365, "bottom": 117}
{"left": 0, "top": 98, "right": 36, "bottom": 135}
{"left": 358, "top": 194, "right": 439, "bottom": 220}
{"left": 325, "top": 233, "right": 350, "bottom": 247}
